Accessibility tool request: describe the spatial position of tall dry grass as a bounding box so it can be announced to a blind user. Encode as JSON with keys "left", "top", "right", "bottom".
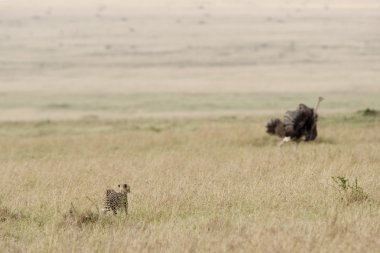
{"left": 0, "top": 116, "right": 379, "bottom": 252}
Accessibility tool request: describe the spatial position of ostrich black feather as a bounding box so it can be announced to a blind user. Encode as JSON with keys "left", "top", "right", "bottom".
{"left": 266, "top": 98, "right": 323, "bottom": 145}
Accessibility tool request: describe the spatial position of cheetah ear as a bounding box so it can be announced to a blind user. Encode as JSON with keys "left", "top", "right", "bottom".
{"left": 118, "top": 184, "right": 120, "bottom": 187}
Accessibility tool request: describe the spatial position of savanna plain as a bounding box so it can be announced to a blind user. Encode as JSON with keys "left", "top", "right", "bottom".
{"left": 1, "top": 0, "right": 380, "bottom": 252}
{"left": 1, "top": 109, "right": 380, "bottom": 252}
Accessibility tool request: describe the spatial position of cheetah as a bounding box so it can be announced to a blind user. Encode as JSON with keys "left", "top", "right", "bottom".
{"left": 102, "top": 183, "right": 130, "bottom": 215}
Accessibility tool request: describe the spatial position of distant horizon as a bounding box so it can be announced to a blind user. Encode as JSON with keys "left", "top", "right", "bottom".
{"left": 1, "top": 0, "right": 379, "bottom": 96}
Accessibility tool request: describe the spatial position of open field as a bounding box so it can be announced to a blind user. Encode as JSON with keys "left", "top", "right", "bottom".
{"left": 0, "top": 91, "right": 380, "bottom": 121}
{"left": 1, "top": 114, "right": 380, "bottom": 252}
{"left": 1, "top": 0, "right": 380, "bottom": 252}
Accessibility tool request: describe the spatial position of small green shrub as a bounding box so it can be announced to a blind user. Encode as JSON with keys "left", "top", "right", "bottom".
{"left": 332, "top": 176, "right": 369, "bottom": 204}
{"left": 359, "top": 108, "right": 380, "bottom": 117}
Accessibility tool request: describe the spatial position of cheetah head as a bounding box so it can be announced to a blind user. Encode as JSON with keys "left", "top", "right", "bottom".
{"left": 118, "top": 183, "right": 131, "bottom": 193}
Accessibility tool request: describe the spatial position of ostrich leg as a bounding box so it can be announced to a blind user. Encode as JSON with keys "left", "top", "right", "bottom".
{"left": 278, "top": 136, "right": 291, "bottom": 147}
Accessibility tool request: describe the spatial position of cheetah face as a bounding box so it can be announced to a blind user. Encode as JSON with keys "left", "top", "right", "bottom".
{"left": 118, "top": 183, "right": 131, "bottom": 193}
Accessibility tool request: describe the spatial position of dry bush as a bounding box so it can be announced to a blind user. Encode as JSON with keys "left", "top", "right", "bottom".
{"left": 332, "top": 177, "right": 369, "bottom": 204}
{"left": 358, "top": 108, "right": 380, "bottom": 117}
{"left": 62, "top": 203, "right": 99, "bottom": 228}
{"left": 0, "top": 206, "right": 22, "bottom": 222}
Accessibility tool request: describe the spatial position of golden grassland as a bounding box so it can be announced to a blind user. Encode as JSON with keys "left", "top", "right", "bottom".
{"left": 2, "top": 1, "right": 380, "bottom": 251}
{"left": 0, "top": 114, "right": 380, "bottom": 252}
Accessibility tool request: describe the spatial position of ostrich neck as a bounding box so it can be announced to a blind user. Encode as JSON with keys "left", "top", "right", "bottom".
{"left": 314, "top": 98, "right": 323, "bottom": 113}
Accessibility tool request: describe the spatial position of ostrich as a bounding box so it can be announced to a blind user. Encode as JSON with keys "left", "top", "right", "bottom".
{"left": 266, "top": 97, "right": 324, "bottom": 147}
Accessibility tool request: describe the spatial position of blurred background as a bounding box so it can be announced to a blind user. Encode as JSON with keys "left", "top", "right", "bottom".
{"left": 0, "top": 0, "right": 379, "bottom": 120}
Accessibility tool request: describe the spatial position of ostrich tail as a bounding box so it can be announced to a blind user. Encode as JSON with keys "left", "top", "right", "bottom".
{"left": 266, "top": 118, "right": 283, "bottom": 136}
